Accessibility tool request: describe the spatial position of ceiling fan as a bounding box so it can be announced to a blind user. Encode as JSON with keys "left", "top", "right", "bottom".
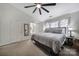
{"left": 24, "top": 3, "right": 56, "bottom": 15}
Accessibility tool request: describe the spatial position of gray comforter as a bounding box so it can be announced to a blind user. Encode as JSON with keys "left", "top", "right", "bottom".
{"left": 32, "top": 32, "right": 66, "bottom": 54}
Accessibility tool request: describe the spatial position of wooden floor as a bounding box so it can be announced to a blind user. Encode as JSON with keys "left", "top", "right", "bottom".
{"left": 0, "top": 39, "right": 47, "bottom": 56}
{"left": 0, "top": 39, "right": 79, "bottom": 56}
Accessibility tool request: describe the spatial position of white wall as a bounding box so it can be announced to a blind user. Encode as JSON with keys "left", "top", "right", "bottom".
{"left": 0, "top": 4, "right": 34, "bottom": 46}
{"left": 70, "top": 11, "right": 79, "bottom": 39}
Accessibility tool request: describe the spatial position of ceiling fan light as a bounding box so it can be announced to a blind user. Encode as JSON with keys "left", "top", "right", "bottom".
{"left": 36, "top": 4, "right": 41, "bottom": 8}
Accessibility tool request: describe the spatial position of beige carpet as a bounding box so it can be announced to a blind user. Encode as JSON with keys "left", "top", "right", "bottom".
{"left": 0, "top": 39, "right": 47, "bottom": 56}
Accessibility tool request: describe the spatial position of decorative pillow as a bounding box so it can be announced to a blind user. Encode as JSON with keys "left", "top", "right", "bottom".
{"left": 44, "top": 27, "right": 66, "bottom": 34}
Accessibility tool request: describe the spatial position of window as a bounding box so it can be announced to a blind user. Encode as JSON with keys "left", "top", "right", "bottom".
{"left": 50, "top": 21, "right": 59, "bottom": 28}
{"left": 60, "top": 19, "right": 69, "bottom": 36}
{"left": 43, "top": 18, "right": 69, "bottom": 31}
{"left": 60, "top": 19, "right": 68, "bottom": 27}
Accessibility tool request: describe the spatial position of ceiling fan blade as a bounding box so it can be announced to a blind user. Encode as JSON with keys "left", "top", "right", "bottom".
{"left": 41, "top": 7, "right": 49, "bottom": 13}
{"left": 39, "top": 8, "right": 42, "bottom": 15}
{"left": 24, "top": 5, "right": 36, "bottom": 8}
{"left": 42, "top": 3, "right": 56, "bottom": 6}
{"left": 33, "top": 7, "right": 37, "bottom": 13}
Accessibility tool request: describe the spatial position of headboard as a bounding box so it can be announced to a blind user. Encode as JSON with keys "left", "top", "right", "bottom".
{"left": 44, "top": 27, "right": 66, "bottom": 34}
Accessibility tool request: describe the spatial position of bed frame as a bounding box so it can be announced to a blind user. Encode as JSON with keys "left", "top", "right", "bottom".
{"left": 31, "top": 39, "right": 59, "bottom": 56}
{"left": 31, "top": 27, "right": 66, "bottom": 56}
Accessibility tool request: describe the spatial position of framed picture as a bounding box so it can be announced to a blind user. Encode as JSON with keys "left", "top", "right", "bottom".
{"left": 24, "top": 24, "right": 29, "bottom": 36}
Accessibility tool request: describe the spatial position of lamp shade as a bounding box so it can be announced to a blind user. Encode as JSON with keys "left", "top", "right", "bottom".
{"left": 69, "top": 27, "right": 73, "bottom": 31}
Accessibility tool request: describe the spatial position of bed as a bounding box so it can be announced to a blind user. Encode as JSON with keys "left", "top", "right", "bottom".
{"left": 31, "top": 27, "right": 66, "bottom": 55}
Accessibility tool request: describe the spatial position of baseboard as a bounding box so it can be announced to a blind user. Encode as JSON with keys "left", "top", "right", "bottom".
{"left": 0, "top": 39, "right": 28, "bottom": 47}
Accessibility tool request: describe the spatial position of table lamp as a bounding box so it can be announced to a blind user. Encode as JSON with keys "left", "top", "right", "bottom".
{"left": 69, "top": 27, "right": 73, "bottom": 37}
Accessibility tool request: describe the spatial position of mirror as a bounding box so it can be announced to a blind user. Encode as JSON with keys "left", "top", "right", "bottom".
{"left": 24, "top": 24, "right": 29, "bottom": 36}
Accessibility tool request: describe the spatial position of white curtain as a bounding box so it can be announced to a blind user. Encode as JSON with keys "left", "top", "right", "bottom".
{"left": 30, "top": 23, "right": 36, "bottom": 34}
{"left": 43, "top": 23, "right": 50, "bottom": 31}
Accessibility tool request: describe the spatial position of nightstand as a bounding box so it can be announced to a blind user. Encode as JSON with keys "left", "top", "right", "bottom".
{"left": 66, "top": 36, "right": 74, "bottom": 46}
{"left": 73, "top": 38, "right": 79, "bottom": 49}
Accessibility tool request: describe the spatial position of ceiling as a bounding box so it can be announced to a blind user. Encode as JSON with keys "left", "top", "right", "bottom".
{"left": 10, "top": 3, "right": 79, "bottom": 22}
